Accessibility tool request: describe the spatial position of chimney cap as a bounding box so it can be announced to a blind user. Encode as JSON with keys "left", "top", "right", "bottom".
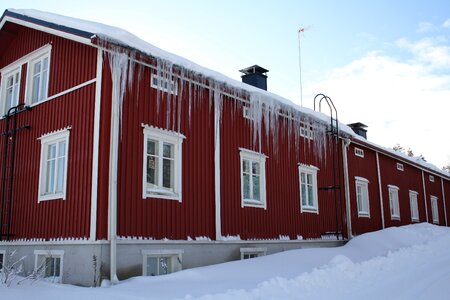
{"left": 239, "top": 65, "right": 269, "bottom": 76}
{"left": 347, "top": 122, "right": 368, "bottom": 129}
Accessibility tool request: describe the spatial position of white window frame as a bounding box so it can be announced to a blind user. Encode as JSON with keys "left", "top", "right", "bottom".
{"left": 150, "top": 73, "right": 178, "bottom": 95}
{"left": 142, "top": 125, "right": 185, "bottom": 201}
{"left": 25, "top": 45, "right": 52, "bottom": 105}
{"left": 38, "top": 128, "right": 70, "bottom": 202}
{"left": 240, "top": 148, "right": 267, "bottom": 209}
{"left": 0, "top": 64, "right": 21, "bottom": 116}
{"left": 409, "top": 190, "right": 419, "bottom": 222}
{"left": 240, "top": 247, "right": 267, "bottom": 260}
{"left": 300, "top": 122, "right": 314, "bottom": 140}
{"left": 430, "top": 195, "right": 439, "bottom": 224}
{"left": 34, "top": 249, "right": 64, "bottom": 283}
{"left": 299, "top": 164, "right": 319, "bottom": 214}
{"left": 243, "top": 106, "right": 252, "bottom": 120}
{"left": 396, "top": 163, "right": 404, "bottom": 171}
{"left": 141, "top": 249, "right": 183, "bottom": 276}
{"left": 354, "top": 147, "right": 364, "bottom": 158}
{"left": 429, "top": 175, "right": 435, "bottom": 182}
{"left": 355, "top": 176, "right": 370, "bottom": 218}
{"left": 388, "top": 185, "right": 400, "bottom": 220}
{"left": 0, "top": 250, "right": 5, "bottom": 270}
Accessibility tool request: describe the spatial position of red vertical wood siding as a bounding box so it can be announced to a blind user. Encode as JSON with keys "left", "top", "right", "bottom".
{"left": 378, "top": 154, "right": 427, "bottom": 228}
{"left": 423, "top": 171, "right": 445, "bottom": 225}
{"left": 115, "top": 65, "right": 215, "bottom": 240}
{"left": 346, "top": 144, "right": 382, "bottom": 235}
{"left": 0, "top": 23, "right": 97, "bottom": 239}
{"left": 220, "top": 100, "right": 345, "bottom": 239}
{"left": 444, "top": 179, "right": 450, "bottom": 226}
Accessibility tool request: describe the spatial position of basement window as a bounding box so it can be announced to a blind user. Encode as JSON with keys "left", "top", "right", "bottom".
{"left": 240, "top": 148, "right": 267, "bottom": 209}
{"left": 142, "top": 249, "right": 183, "bottom": 276}
{"left": 142, "top": 125, "right": 185, "bottom": 201}
{"left": 34, "top": 250, "right": 64, "bottom": 283}
{"left": 354, "top": 147, "right": 364, "bottom": 158}
{"left": 240, "top": 247, "right": 267, "bottom": 260}
{"left": 38, "top": 128, "right": 70, "bottom": 202}
{"left": 151, "top": 73, "right": 178, "bottom": 95}
{"left": 396, "top": 163, "right": 404, "bottom": 171}
{"left": 0, "top": 250, "right": 5, "bottom": 270}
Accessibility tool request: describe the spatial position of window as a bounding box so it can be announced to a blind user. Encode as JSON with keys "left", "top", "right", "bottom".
{"left": 354, "top": 147, "right": 364, "bottom": 158}
{"left": 300, "top": 122, "right": 314, "bottom": 140}
{"left": 34, "top": 250, "right": 64, "bottom": 283}
{"left": 243, "top": 106, "right": 252, "bottom": 120}
{"left": 26, "top": 46, "right": 51, "bottom": 105}
{"left": 142, "top": 249, "right": 183, "bottom": 276}
{"left": 240, "top": 247, "right": 266, "bottom": 260}
{"left": 299, "top": 164, "right": 319, "bottom": 213}
{"left": 151, "top": 73, "right": 178, "bottom": 95}
{"left": 396, "top": 163, "right": 404, "bottom": 171}
{"left": 0, "top": 250, "right": 5, "bottom": 270}
{"left": 409, "top": 191, "right": 419, "bottom": 222}
{"left": 240, "top": 149, "right": 267, "bottom": 208}
{"left": 0, "top": 66, "right": 21, "bottom": 115}
{"left": 431, "top": 196, "right": 439, "bottom": 224}
{"left": 355, "top": 177, "right": 370, "bottom": 217}
{"left": 143, "top": 125, "right": 185, "bottom": 201}
{"left": 388, "top": 185, "right": 400, "bottom": 220}
{"left": 38, "top": 129, "right": 70, "bottom": 202}
{"left": 429, "top": 175, "right": 435, "bottom": 182}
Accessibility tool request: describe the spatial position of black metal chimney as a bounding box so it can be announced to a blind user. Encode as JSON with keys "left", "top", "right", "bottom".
{"left": 239, "top": 65, "right": 268, "bottom": 90}
{"left": 347, "top": 122, "right": 368, "bottom": 139}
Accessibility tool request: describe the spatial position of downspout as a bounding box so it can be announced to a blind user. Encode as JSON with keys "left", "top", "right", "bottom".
{"left": 441, "top": 178, "right": 447, "bottom": 226}
{"left": 375, "top": 152, "right": 385, "bottom": 229}
{"left": 214, "top": 88, "right": 222, "bottom": 240}
{"left": 342, "top": 138, "right": 352, "bottom": 238}
{"left": 90, "top": 48, "right": 103, "bottom": 241}
{"left": 421, "top": 171, "right": 429, "bottom": 222}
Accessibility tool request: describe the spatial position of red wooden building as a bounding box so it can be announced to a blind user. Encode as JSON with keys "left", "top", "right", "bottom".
{"left": 0, "top": 9, "right": 449, "bottom": 286}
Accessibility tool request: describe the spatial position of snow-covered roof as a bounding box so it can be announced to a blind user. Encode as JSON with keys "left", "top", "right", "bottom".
{"left": 1, "top": 8, "right": 449, "bottom": 179}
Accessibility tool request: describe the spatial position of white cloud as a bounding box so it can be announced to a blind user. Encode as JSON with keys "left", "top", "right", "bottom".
{"left": 303, "top": 39, "right": 450, "bottom": 168}
{"left": 417, "top": 22, "right": 437, "bottom": 33}
{"left": 442, "top": 19, "right": 450, "bottom": 28}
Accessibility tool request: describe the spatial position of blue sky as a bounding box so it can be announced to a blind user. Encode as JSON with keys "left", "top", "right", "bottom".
{"left": 1, "top": 0, "right": 449, "bottom": 168}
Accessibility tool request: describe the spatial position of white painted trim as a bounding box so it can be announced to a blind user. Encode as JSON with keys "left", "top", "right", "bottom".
{"left": 142, "top": 125, "right": 184, "bottom": 202}
{"left": 0, "top": 65, "right": 21, "bottom": 116}
{"left": 387, "top": 184, "right": 400, "bottom": 190}
{"left": 24, "top": 45, "right": 52, "bottom": 105}
{"left": 430, "top": 195, "right": 439, "bottom": 224}
{"left": 214, "top": 96, "right": 222, "bottom": 239}
{"left": 89, "top": 49, "right": 103, "bottom": 241}
{"left": 421, "top": 171, "right": 429, "bottom": 222}
{"left": 354, "top": 147, "right": 364, "bottom": 158}
{"left": 240, "top": 247, "right": 267, "bottom": 259}
{"left": 0, "top": 44, "right": 51, "bottom": 73}
{"left": 409, "top": 190, "right": 420, "bottom": 222}
{"left": 355, "top": 177, "right": 370, "bottom": 218}
{"left": 0, "top": 16, "right": 92, "bottom": 46}
{"left": 354, "top": 176, "right": 370, "bottom": 183}
{"left": 33, "top": 249, "right": 64, "bottom": 283}
{"left": 37, "top": 128, "right": 70, "bottom": 202}
{"left": 239, "top": 148, "right": 267, "bottom": 209}
{"left": 441, "top": 178, "right": 448, "bottom": 226}
{"left": 376, "top": 152, "right": 385, "bottom": 228}
{"left": 388, "top": 185, "right": 400, "bottom": 220}
{"left": 298, "top": 164, "right": 319, "bottom": 214}
{"left": 342, "top": 139, "right": 352, "bottom": 238}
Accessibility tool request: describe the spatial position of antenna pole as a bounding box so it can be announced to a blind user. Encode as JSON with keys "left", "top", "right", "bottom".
{"left": 298, "top": 28, "right": 304, "bottom": 107}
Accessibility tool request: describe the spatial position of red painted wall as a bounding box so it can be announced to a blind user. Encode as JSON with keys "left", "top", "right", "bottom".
{"left": 423, "top": 171, "right": 445, "bottom": 225}
{"left": 0, "top": 23, "right": 97, "bottom": 240}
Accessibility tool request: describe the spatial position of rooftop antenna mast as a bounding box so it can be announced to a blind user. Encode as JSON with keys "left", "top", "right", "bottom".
{"left": 297, "top": 26, "right": 309, "bottom": 107}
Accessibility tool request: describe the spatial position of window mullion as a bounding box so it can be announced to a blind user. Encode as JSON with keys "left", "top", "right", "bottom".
{"left": 158, "top": 143, "right": 163, "bottom": 188}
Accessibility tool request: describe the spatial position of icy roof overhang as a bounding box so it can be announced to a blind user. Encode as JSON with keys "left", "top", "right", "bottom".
{"left": 1, "top": 8, "right": 449, "bottom": 180}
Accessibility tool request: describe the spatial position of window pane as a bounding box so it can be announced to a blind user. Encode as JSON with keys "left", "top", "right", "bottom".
{"left": 32, "top": 74, "right": 40, "bottom": 103}
{"left": 48, "top": 144, "right": 56, "bottom": 159}
{"left": 163, "top": 143, "right": 173, "bottom": 158}
{"left": 162, "top": 158, "right": 173, "bottom": 189}
{"left": 46, "top": 159, "right": 55, "bottom": 193}
{"left": 147, "top": 140, "right": 157, "bottom": 155}
{"left": 54, "top": 257, "right": 61, "bottom": 277}
{"left": 41, "top": 69, "right": 48, "bottom": 99}
{"left": 147, "top": 156, "right": 157, "bottom": 186}
{"left": 252, "top": 175, "right": 260, "bottom": 200}
{"left": 243, "top": 174, "right": 250, "bottom": 199}
{"left": 159, "top": 257, "right": 171, "bottom": 275}
{"left": 300, "top": 173, "right": 306, "bottom": 184}
{"left": 146, "top": 257, "right": 158, "bottom": 276}
{"left": 58, "top": 141, "right": 66, "bottom": 157}
{"left": 252, "top": 161, "right": 260, "bottom": 175}
{"left": 34, "top": 61, "right": 41, "bottom": 75}
{"left": 307, "top": 185, "right": 314, "bottom": 206}
{"left": 301, "top": 183, "right": 307, "bottom": 205}
{"left": 56, "top": 157, "right": 65, "bottom": 193}
{"left": 306, "top": 173, "right": 312, "bottom": 185}
{"left": 243, "top": 160, "right": 249, "bottom": 173}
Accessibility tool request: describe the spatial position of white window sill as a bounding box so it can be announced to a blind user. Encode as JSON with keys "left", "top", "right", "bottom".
{"left": 358, "top": 212, "right": 370, "bottom": 218}
{"left": 242, "top": 199, "right": 266, "bottom": 209}
{"left": 38, "top": 193, "right": 65, "bottom": 202}
{"left": 391, "top": 215, "right": 400, "bottom": 221}
{"left": 145, "top": 189, "right": 181, "bottom": 202}
{"left": 301, "top": 206, "right": 318, "bottom": 214}
{"left": 411, "top": 218, "right": 420, "bottom": 223}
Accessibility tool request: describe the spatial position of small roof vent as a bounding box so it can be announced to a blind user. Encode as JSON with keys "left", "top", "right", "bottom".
{"left": 347, "top": 122, "right": 368, "bottom": 139}
{"left": 239, "top": 65, "right": 268, "bottom": 91}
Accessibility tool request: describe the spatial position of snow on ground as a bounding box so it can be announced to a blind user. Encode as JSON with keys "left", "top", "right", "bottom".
{"left": 2, "top": 223, "right": 450, "bottom": 300}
